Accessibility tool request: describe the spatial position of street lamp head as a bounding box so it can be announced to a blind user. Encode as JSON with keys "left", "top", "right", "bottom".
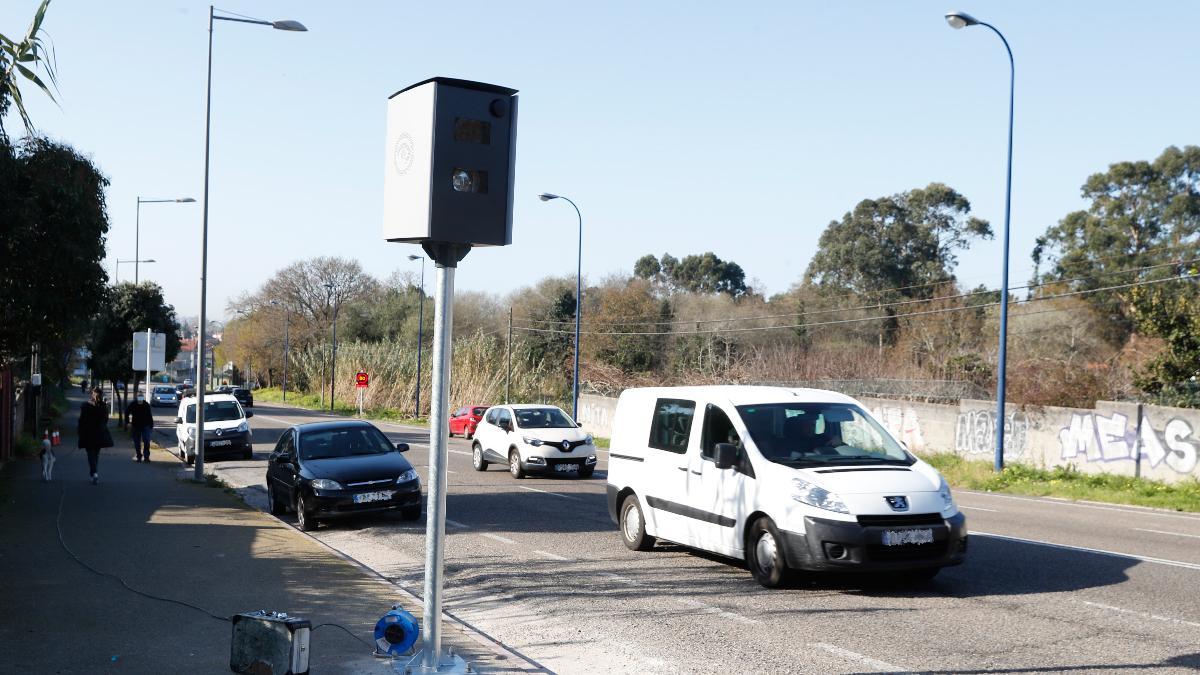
{"left": 538, "top": 193, "right": 559, "bottom": 202}
{"left": 407, "top": 254, "right": 422, "bottom": 261}
{"left": 144, "top": 259, "right": 157, "bottom": 263}
{"left": 271, "top": 19, "right": 307, "bottom": 32}
{"left": 176, "top": 197, "right": 197, "bottom": 203}
{"left": 945, "top": 11, "right": 979, "bottom": 29}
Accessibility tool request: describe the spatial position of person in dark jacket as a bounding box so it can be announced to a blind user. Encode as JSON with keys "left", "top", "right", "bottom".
{"left": 77, "top": 387, "right": 113, "bottom": 485}
{"left": 125, "top": 392, "right": 155, "bottom": 462}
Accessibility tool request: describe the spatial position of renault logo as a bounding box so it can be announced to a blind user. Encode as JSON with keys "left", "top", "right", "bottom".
{"left": 215, "top": 428, "right": 223, "bottom": 436}
{"left": 561, "top": 440, "right": 571, "bottom": 451}
{"left": 885, "top": 496, "right": 909, "bottom": 511}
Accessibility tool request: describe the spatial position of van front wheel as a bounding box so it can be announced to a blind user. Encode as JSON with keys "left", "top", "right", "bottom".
{"left": 747, "top": 518, "right": 789, "bottom": 588}
{"left": 620, "top": 495, "right": 655, "bottom": 551}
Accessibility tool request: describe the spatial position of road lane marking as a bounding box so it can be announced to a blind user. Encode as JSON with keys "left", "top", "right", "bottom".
{"left": 959, "top": 505, "right": 999, "bottom": 512}
{"left": 598, "top": 572, "right": 641, "bottom": 586}
{"left": 1134, "top": 528, "right": 1200, "bottom": 540}
{"left": 1078, "top": 600, "right": 1200, "bottom": 629}
{"left": 974, "top": 530, "right": 1200, "bottom": 571}
{"left": 961, "top": 490, "right": 1200, "bottom": 522}
{"left": 480, "top": 532, "right": 517, "bottom": 545}
{"left": 445, "top": 519, "right": 469, "bottom": 528}
{"left": 812, "top": 643, "right": 905, "bottom": 672}
{"left": 518, "top": 486, "right": 582, "bottom": 501}
{"left": 533, "top": 550, "right": 571, "bottom": 561}
{"left": 678, "top": 598, "right": 760, "bottom": 625}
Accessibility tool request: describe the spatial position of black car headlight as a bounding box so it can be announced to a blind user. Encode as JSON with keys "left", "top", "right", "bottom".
{"left": 395, "top": 469, "right": 418, "bottom": 484}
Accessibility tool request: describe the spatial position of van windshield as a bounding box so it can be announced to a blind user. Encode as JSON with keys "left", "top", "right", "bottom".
{"left": 734, "top": 403, "right": 913, "bottom": 468}
{"left": 184, "top": 401, "right": 244, "bottom": 423}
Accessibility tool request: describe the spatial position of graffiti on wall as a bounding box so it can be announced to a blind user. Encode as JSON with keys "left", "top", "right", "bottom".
{"left": 1058, "top": 412, "right": 1198, "bottom": 474}
{"left": 870, "top": 406, "right": 926, "bottom": 452}
{"left": 955, "top": 409, "right": 1031, "bottom": 460}
{"left": 577, "top": 397, "right": 615, "bottom": 437}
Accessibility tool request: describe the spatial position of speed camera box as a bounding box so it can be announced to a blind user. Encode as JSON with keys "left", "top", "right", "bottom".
{"left": 383, "top": 77, "right": 518, "bottom": 246}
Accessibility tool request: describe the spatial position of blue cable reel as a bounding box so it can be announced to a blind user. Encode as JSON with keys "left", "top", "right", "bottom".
{"left": 374, "top": 606, "right": 420, "bottom": 656}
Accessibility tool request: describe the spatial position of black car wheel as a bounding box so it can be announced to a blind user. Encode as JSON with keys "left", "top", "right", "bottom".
{"left": 296, "top": 492, "right": 318, "bottom": 531}
{"left": 267, "top": 482, "right": 285, "bottom": 516}
{"left": 472, "top": 443, "right": 488, "bottom": 471}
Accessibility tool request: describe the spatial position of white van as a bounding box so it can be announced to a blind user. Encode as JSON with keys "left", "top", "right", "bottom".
{"left": 175, "top": 394, "right": 254, "bottom": 465}
{"left": 606, "top": 386, "right": 966, "bottom": 587}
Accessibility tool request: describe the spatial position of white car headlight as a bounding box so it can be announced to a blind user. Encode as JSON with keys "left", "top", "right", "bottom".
{"left": 792, "top": 478, "right": 849, "bottom": 514}
{"left": 310, "top": 478, "right": 342, "bottom": 491}
{"left": 396, "top": 469, "right": 418, "bottom": 484}
{"left": 938, "top": 479, "right": 956, "bottom": 515}
{"left": 585, "top": 433, "right": 594, "bottom": 445}
{"left": 521, "top": 436, "right": 544, "bottom": 447}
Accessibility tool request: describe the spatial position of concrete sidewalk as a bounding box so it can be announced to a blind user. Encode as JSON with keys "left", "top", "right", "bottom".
{"left": 0, "top": 391, "right": 535, "bottom": 673}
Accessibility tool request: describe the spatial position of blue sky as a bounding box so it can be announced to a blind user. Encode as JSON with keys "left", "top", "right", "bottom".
{"left": 4, "top": 1, "right": 1198, "bottom": 319}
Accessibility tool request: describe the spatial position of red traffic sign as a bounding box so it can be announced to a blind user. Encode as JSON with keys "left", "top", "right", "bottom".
{"left": 356, "top": 371, "right": 369, "bottom": 388}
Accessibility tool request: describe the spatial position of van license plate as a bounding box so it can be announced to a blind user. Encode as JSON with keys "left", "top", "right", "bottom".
{"left": 882, "top": 529, "right": 934, "bottom": 546}
{"left": 210, "top": 440, "right": 231, "bottom": 447}
{"left": 554, "top": 464, "right": 578, "bottom": 473}
{"left": 354, "top": 491, "right": 393, "bottom": 504}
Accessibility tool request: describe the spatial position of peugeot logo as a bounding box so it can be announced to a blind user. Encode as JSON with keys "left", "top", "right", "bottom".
{"left": 561, "top": 440, "right": 571, "bottom": 451}
{"left": 215, "top": 428, "right": 223, "bottom": 437}
{"left": 885, "top": 495, "right": 909, "bottom": 511}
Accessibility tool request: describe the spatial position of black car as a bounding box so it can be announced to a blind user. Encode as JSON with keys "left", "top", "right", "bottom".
{"left": 265, "top": 420, "right": 421, "bottom": 531}
{"left": 231, "top": 387, "right": 253, "bottom": 408}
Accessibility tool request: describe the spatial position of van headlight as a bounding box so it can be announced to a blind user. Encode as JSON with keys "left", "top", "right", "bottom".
{"left": 187, "top": 427, "right": 196, "bottom": 437}
{"left": 237, "top": 421, "right": 249, "bottom": 433}
{"left": 522, "top": 436, "right": 544, "bottom": 447}
{"left": 310, "top": 479, "right": 343, "bottom": 491}
{"left": 395, "top": 469, "right": 418, "bottom": 484}
{"left": 939, "top": 479, "right": 957, "bottom": 515}
{"left": 791, "top": 478, "right": 849, "bottom": 514}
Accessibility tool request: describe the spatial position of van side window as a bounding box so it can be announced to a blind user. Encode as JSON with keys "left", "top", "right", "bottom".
{"left": 700, "top": 405, "right": 739, "bottom": 461}
{"left": 648, "top": 398, "right": 696, "bottom": 454}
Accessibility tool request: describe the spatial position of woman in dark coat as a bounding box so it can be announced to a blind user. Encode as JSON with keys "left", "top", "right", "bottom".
{"left": 77, "top": 387, "right": 113, "bottom": 485}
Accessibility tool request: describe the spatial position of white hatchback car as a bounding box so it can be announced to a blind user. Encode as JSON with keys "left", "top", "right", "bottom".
{"left": 606, "top": 386, "right": 966, "bottom": 587}
{"left": 471, "top": 404, "right": 598, "bottom": 479}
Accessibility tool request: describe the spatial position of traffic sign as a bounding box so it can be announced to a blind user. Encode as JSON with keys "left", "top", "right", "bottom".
{"left": 356, "top": 371, "right": 369, "bottom": 389}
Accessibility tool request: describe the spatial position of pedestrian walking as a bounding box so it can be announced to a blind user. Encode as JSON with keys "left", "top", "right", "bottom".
{"left": 40, "top": 431, "right": 55, "bottom": 481}
{"left": 77, "top": 387, "right": 113, "bottom": 485}
{"left": 125, "top": 390, "right": 154, "bottom": 463}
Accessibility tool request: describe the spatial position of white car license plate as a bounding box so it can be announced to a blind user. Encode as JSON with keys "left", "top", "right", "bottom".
{"left": 353, "top": 491, "right": 394, "bottom": 504}
{"left": 210, "top": 440, "right": 232, "bottom": 447}
{"left": 554, "top": 464, "right": 578, "bottom": 473}
{"left": 882, "top": 528, "right": 934, "bottom": 546}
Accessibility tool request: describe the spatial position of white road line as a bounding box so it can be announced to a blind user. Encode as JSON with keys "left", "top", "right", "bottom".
{"left": 1078, "top": 600, "right": 1200, "bottom": 629}
{"left": 598, "top": 572, "right": 641, "bottom": 586}
{"left": 480, "top": 532, "right": 517, "bottom": 545}
{"left": 959, "top": 505, "right": 999, "bottom": 512}
{"left": 678, "top": 598, "right": 760, "bottom": 625}
{"left": 1134, "top": 528, "right": 1200, "bottom": 540}
{"left": 533, "top": 550, "right": 571, "bottom": 561}
{"left": 973, "top": 530, "right": 1200, "bottom": 571}
{"left": 449, "top": 449, "right": 471, "bottom": 457}
{"left": 445, "top": 519, "right": 469, "bottom": 529}
{"left": 812, "top": 642, "right": 905, "bottom": 672}
{"left": 518, "top": 485, "right": 581, "bottom": 501}
{"left": 961, "top": 490, "right": 1200, "bottom": 522}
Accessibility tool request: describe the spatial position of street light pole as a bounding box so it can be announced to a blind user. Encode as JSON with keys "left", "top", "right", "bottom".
{"left": 195, "top": 5, "right": 306, "bottom": 481}
{"left": 135, "top": 196, "right": 194, "bottom": 284}
{"left": 538, "top": 193, "right": 583, "bottom": 420}
{"left": 945, "top": 10, "right": 1014, "bottom": 473}
{"left": 408, "top": 254, "right": 425, "bottom": 418}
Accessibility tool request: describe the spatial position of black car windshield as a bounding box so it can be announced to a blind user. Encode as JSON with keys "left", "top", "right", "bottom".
{"left": 472, "top": 407, "right": 488, "bottom": 416}
{"left": 300, "top": 426, "right": 394, "bottom": 460}
{"left": 514, "top": 407, "right": 575, "bottom": 429}
{"left": 734, "top": 403, "right": 913, "bottom": 468}
{"left": 185, "top": 401, "right": 244, "bottom": 423}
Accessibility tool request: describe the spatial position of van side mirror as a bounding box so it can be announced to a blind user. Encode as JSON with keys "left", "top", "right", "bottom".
{"left": 174, "top": 417, "right": 183, "bottom": 425}
{"left": 713, "top": 443, "right": 738, "bottom": 470}
{"left": 577, "top": 421, "right": 584, "bottom": 427}
{"left": 395, "top": 443, "right": 409, "bottom": 452}
{"left": 245, "top": 411, "right": 254, "bottom": 418}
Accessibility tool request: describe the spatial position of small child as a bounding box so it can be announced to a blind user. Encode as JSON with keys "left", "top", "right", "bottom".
{"left": 40, "top": 433, "right": 55, "bottom": 481}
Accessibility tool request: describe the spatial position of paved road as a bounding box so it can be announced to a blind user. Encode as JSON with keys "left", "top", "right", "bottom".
{"left": 149, "top": 402, "right": 1200, "bottom": 674}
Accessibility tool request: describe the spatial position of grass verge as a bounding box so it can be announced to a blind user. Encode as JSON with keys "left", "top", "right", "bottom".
{"left": 253, "top": 387, "right": 428, "bottom": 426}
{"left": 924, "top": 453, "right": 1200, "bottom": 512}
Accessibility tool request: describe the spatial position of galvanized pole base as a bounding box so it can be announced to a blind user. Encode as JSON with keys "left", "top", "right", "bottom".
{"left": 400, "top": 647, "right": 471, "bottom": 674}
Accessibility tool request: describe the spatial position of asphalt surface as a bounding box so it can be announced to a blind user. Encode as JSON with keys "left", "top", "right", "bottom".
{"left": 151, "top": 400, "right": 1200, "bottom": 674}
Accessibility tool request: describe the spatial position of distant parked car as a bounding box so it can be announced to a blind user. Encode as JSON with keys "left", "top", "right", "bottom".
{"left": 151, "top": 385, "right": 180, "bottom": 408}
{"left": 471, "top": 404, "right": 596, "bottom": 479}
{"left": 231, "top": 387, "right": 253, "bottom": 408}
{"left": 265, "top": 420, "right": 421, "bottom": 531}
{"left": 448, "top": 405, "right": 490, "bottom": 439}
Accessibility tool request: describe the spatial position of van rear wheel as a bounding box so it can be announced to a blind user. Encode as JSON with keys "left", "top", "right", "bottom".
{"left": 747, "top": 517, "right": 789, "bottom": 588}
{"left": 620, "top": 495, "right": 655, "bottom": 551}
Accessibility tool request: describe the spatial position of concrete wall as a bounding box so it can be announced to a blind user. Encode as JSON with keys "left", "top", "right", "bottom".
{"left": 580, "top": 391, "right": 1200, "bottom": 484}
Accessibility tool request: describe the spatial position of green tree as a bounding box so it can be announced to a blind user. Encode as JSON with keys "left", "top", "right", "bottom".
{"left": 804, "top": 182, "right": 990, "bottom": 344}
{"left": 632, "top": 254, "right": 661, "bottom": 281}
{"left": 638, "top": 251, "right": 748, "bottom": 297}
{"left": 588, "top": 278, "right": 669, "bottom": 374}
{"left": 1032, "top": 145, "right": 1200, "bottom": 342}
{"left": 1128, "top": 284, "right": 1200, "bottom": 406}
{"left": 0, "top": 0, "right": 59, "bottom": 137}
{"left": 87, "top": 283, "right": 182, "bottom": 421}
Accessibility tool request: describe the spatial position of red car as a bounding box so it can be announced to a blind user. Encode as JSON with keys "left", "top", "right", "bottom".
{"left": 448, "top": 405, "right": 490, "bottom": 439}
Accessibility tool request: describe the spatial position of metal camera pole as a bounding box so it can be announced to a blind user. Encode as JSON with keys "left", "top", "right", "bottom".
{"left": 416, "top": 243, "right": 469, "bottom": 673}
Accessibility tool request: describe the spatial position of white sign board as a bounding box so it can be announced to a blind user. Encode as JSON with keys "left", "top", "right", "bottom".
{"left": 132, "top": 331, "right": 167, "bottom": 371}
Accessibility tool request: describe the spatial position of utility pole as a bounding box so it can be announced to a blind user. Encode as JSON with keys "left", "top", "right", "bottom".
{"left": 506, "top": 307, "right": 512, "bottom": 404}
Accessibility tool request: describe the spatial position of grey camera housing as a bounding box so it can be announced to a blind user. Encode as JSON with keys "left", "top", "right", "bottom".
{"left": 383, "top": 77, "right": 518, "bottom": 247}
